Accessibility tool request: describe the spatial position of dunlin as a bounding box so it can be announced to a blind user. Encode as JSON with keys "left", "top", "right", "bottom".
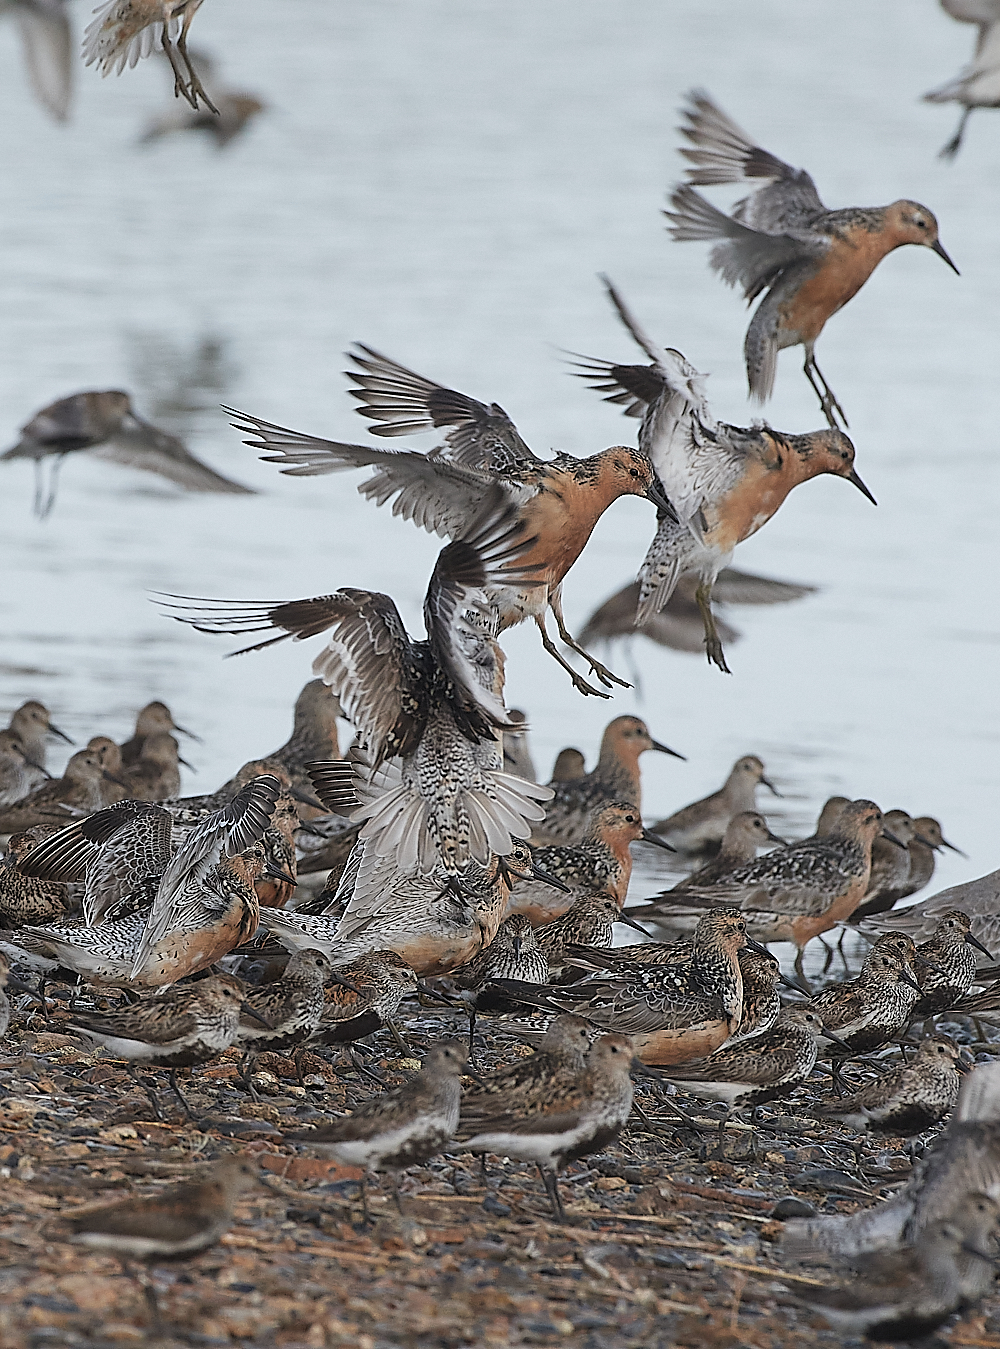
{"left": 66, "top": 972, "right": 263, "bottom": 1117}
{"left": 0, "top": 830, "right": 71, "bottom": 926}
{"left": 449, "top": 913, "right": 548, "bottom": 1052}
{"left": 459, "top": 1033, "right": 638, "bottom": 1221}
{"left": 2, "top": 388, "right": 252, "bottom": 516}
{"left": 0, "top": 731, "right": 48, "bottom": 809}
{"left": 650, "top": 757, "right": 779, "bottom": 853}
{"left": 665, "top": 89, "right": 958, "bottom": 426}
{"left": 119, "top": 701, "right": 198, "bottom": 767}
{"left": 61, "top": 1154, "right": 260, "bottom": 1326}
{"left": 657, "top": 1007, "right": 843, "bottom": 1134}
{"left": 0, "top": 747, "right": 125, "bottom": 834}
{"left": 4, "top": 698, "right": 72, "bottom": 769}
{"left": 285, "top": 1041, "right": 471, "bottom": 1220}
{"left": 807, "top": 942, "right": 920, "bottom": 1068}
{"left": 815, "top": 1036, "right": 965, "bottom": 1136}
{"left": 307, "top": 949, "right": 420, "bottom": 1051}
{"left": 532, "top": 716, "right": 683, "bottom": 846}
{"left": 578, "top": 569, "right": 816, "bottom": 657}
{"left": 237, "top": 947, "right": 340, "bottom": 1088}
{"left": 800, "top": 1193, "right": 1000, "bottom": 1340}
{"left": 119, "top": 732, "right": 186, "bottom": 801}
{"left": 910, "top": 910, "right": 994, "bottom": 1018}
{"left": 141, "top": 46, "right": 264, "bottom": 146}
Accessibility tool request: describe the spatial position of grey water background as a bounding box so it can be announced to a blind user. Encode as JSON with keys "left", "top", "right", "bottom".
{"left": 0, "top": 0, "right": 997, "bottom": 921}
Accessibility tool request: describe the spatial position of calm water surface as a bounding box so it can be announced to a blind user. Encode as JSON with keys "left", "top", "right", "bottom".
{"left": 0, "top": 1, "right": 997, "bottom": 939}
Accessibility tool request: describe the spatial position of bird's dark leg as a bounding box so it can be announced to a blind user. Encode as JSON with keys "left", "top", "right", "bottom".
{"left": 694, "top": 581, "right": 731, "bottom": 674}
{"left": 467, "top": 1008, "right": 477, "bottom": 1061}
{"left": 389, "top": 1171, "right": 406, "bottom": 1217}
{"left": 160, "top": 25, "right": 195, "bottom": 108}
{"left": 167, "top": 1069, "right": 195, "bottom": 1120}
{"left": 793, "top": 947, "right": 811, "bottom": 994}
{"left": 129, "top": 1067, "right": 163, "bottom": 1121}
{"left": 940, "top": 107, "right": 972, "bottom": 161}
{"left": 32, "top": 460, "right": 44, "bottom": 518}
{"left": 41, "top": 455, "right": 65, "bottom": 520}
{"left": 479, "top": 1153, "right": 489, "bottom": 1183}
{"left": 538, "top": 1165, "right": 565, "bottom": 1222}
{"left": 121, "top": 1260, "right": 162, "bottom": 1331}
{"left": 549, "top": 592, "right": 630, "bottom": 690}
{"left": 818, "top": 936, "right": 835, "bottom": 975}
{"left": 803, "top": 352, "right": 848, "bottom": 430}
{"left": 294, "top": 1048, "right": 306, "bottom": 1088}
{"left": 240, "top": 1051, "right": 261, "bottom": 1102}
{"left": 387, "top": 1020, "right": 415, "bottom": 1057}
{"left": 359, "top": 1173, "right": 371, "bottom": 1227}
{"left": 177, "top": 10, "right": 218, "bottom": 114}
{"left": 532, "top": 615, "right": 612, "bottom": 699}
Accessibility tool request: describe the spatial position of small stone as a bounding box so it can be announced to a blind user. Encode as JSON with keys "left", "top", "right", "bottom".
{"left": 770, "top": 1197, "right": 817, "bottom": 1219}
{"left": 593, "top": 1176, "right": 627, "bottom": 1192}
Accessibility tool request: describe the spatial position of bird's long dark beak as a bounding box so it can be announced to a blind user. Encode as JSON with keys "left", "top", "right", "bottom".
{"left": 328, "top": 971, "right": 360, "bottom": 993}
{"left": 17, "top": 747, "right": 52, "bottom": 778}
{"left": 173, "top": 723, "right": 202, "bottom": 743}
{"left": 529, "top": 862, "right": 571, "bottom": 893}
{"left": 847, "top": 467, "right": 877, "bottom": 505}
{"left": 898, "top": 969, "right": 921, "bottom": 992}
{"left": 264, "top": 868, "right": 297, "bottom": 887}
{"left": 47, "top": 723, "right": 73, "bottom": 745}
{"left": 646, "top": 476, "right": 678, "bottom": 521}
{"left": 640, "top": 827, "right": 676, "bottom": 852}
{"left": 913, "top": 953, "right": 950, "bottom": 977}
{"left": 932, "top": 238, "right": 960, "bottom": 274}
{"left": 746, "top": 937, "right": 772, "bottom": 958}
{"left": 629, "top": 1055, "right": 658, "bottom": 1077}
{"left": 915, "top": 833, "right": 941, "bottom": 850}
{"left": 760, "top": 774, "right": 781, "bottom": 797}
{"left": 104, "top": 771, "right": 130, "bottom": 788}
{"left": 966, "top": 933, "right": 995, "bottom": 961}
{"left": 882, "top": 829, "right": 907, "bottom": 849}
{"left": 513, "top": 932, "right": 523, "bottom": 960}
{"left": 241, "top": 1003, "right": 274, "bottom": 1029}
{"left": 177, "top": 755, "right": 196, "bottom": 771}
{"left": 292, "top": 788, "right": 327, "bottom": 812}
{"left": 766, "top": 830, "right": 788, "bottom": 846}
{"left": 650, "top": 739, "right": 686, "bottom": 761}
{"left": 778, "top": 971, "right": 810, "bottom": 995}
{"left": 822, "top": 1028, "right": 853, "bottom": 1051}
{"left": 615, "top": 911, "right": 651, "bottom": 935}
{"left": 463, "top": 1066, "right": 489, "bottom": 1088}
{"left": 7, "top": 973, "right": 42, "bottom": 1001}
{"left": 417, "top": 982, "right": 460, "bottom": 1005}
{"left": 941, "top": 836, "right": 967, "bottom": 857}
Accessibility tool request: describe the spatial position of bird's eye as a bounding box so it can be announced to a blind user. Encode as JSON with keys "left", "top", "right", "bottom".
{"left": 629, "top": 468, "right": 640, "bottom": 479}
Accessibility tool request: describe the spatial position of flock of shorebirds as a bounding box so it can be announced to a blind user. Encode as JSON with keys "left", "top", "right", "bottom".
{"left": 1, "top": 680, "right": 999, "bottom": 1338}
{"left": 3, "top": 3, "right": 1000, "bottom": 1344}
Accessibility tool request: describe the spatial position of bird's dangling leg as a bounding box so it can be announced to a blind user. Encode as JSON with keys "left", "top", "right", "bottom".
{"left": 695, "top": 581, "right": 731, "bottom": 674}
{"left": 939, "top": 107, "right": 971, "bottom": 161}
{"left": 532, "top": 615, "right": 611, "bottom": 699}
{"left": 803, "top": 352, "right": 848, "bottom": 430}
{"left": 549, "top": 591, "right": 631, "bottom": 691}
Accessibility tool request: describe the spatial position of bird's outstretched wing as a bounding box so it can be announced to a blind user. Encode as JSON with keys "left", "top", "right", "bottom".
{"left": 677, "top": 90, "right": 827, "bottom": 234}
{"left": 224, "top": 405, "right": 506, "bottom": 539}
{"left": 15, "top": 0, "right": 72, "bottom": 121}
{"left": 345, "top": 344, "right": 540, "bottom": 473}
{"left": 91, "top": 417, "right": 253, "bottom": 494}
